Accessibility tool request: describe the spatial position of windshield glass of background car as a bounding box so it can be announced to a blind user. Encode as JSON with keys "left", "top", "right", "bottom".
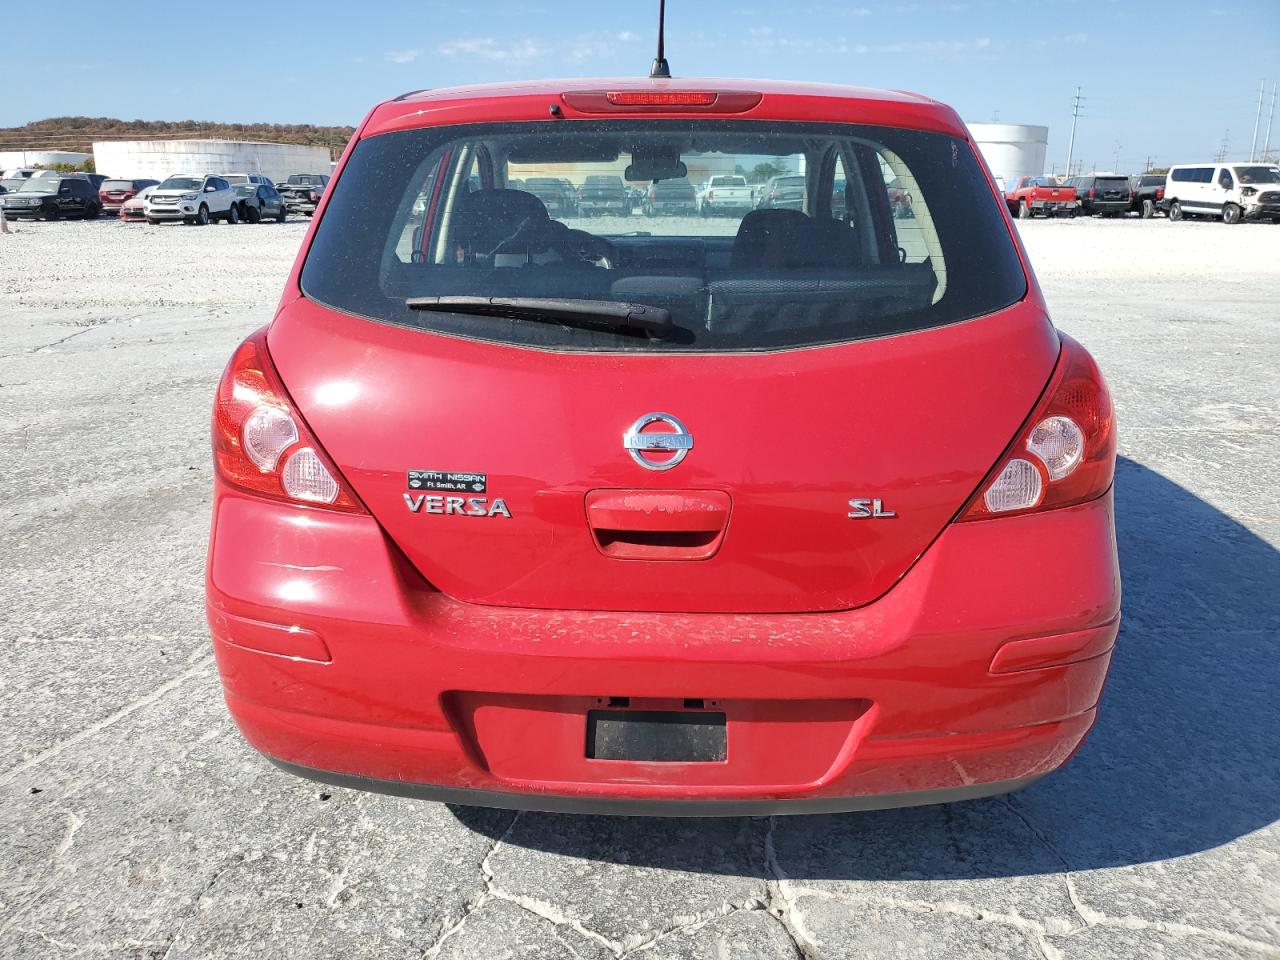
{"left": 1234, "top": 166, "right": 1280, "bottom": 184}
{"left": 19, "top": 179, "right": 56, "bottom": 193}
{"left": 301, "top": 119, "right": 1026, "bottom": 353}
{"left": 159, "top": 177, "right": 201, "bottom": 190}
{"left": 101, "top": 180, "right": 133, "bottom": 190}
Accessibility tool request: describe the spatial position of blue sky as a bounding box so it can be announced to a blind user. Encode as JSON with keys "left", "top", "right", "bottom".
{"left": 9, "top": 0, "right": 1279, "bottom": 173}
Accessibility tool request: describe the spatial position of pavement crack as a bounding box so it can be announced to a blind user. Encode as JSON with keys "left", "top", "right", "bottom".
{"left": 52, "top": 811, "right": 83, "bottom": 859}
{"left": 0, "top": 654, "right": 215, "bottom": 788}
{"left": 1000, "top": 796, "right": 1093, "bottom": 933}
{"left": 11, "top": 926, "right": 168, "bottom": 955}
{"left": 617, "top": 898, "right": 770, "bottom": 958}
{"left": 762, "top": 816, "right": 822, "bottom": 960}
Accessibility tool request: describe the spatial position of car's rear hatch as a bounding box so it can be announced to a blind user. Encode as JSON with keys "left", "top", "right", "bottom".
{"left": 272, "top": 106, "right": 1056, "bottom": 615}
{"left": 269, "top": 298, "right": 1057, "bottom": 614}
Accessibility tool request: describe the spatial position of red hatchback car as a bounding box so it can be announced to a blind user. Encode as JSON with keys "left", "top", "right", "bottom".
{"left": 206, "top": 78, "right": 1120, "bottom": 815}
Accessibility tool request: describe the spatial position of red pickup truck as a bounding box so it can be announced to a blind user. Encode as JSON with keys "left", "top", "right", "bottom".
{"left": 1004, "top": 176, "right": 1078, "bottom": 219}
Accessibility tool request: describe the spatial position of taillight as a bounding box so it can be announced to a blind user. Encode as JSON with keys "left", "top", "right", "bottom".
{"left": 1088, "top": 187, "right": 1096, "bottom": 199}
{"left": 958, "top": 335, "right": 1115, "bottom": 521}
{"left": 309, "top": 191, "right": 320, "bottom": 203}
{"left": 213, "top": 329, "right": 366, "bottom": 513}
{"left": 562, "top": 90, "right": 762, "bottom": 113}
{"left": 1156, "top": 187, "right": 1164, "bottom": 200}
{"left": 707, "top": 189, "right": 715, "bottom": 200}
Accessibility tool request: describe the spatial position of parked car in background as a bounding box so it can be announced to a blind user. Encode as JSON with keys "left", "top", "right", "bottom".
{"left": 1129, "top": 174, "right": 1166, "bottom": 219}
{"left": 119, "top": 185, "right": 157, "bottom": 222}
{"left": 0, "top": 177, "right": 26, "bottom": 195}
{"left": 755, "top": 174, "right": 806, "bottom": 210}
{"left": 1004, "top": 176, "right": 1079, "bottom": 219}
{"left": 280, "top": 173, "right": 330, "bottom": 190}
{"left": 147, "top": 174, "right": 238, "bottom": 225}
{"left": 1066, "top": 175, "right": 1131, "bottom": 217}
{"left": 278, "top": 181, "right": 325, "bottom": 217}
{"left": 697, "top": 175, "right": 753, "bottom": 217}
{"left": 98, "top": 178, "right": 159, "bottom": 214}
{"left": 223, "top": 173, "right": 273, "bottom": 187}
{"left": 1162, "top": 162, "right": 1280, "bottom": 224}
{"left": 576, "top": 175, "right": 630, "bottom": 217}
{"left": 644, "top": 176, "right": 697, "bottom": 216}
{"left": 234, "top": 182, "right": 288, "bottom": 223}
{"left": 1, "top": 176, "right": 102, "bottom": 220}
{"left": 523, "top": 177, "right": 577, "bottom": 217}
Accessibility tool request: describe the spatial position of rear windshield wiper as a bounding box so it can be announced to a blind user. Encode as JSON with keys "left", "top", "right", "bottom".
{"left": 406, "top": 296, "right": 672, "bottom": 338}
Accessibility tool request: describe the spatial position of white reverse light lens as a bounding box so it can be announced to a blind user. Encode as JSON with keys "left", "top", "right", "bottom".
{"left": 983, "top": 458, "right": 1044, "bottom": 513}
{"left": 243, "top": 405, "right": 299, "bottom": 471}
{"left": 1026, "top": 416, "right": 1084, "bottom": 481}
{"left": 282, "top": 448, "right": 340, "bottom": 504}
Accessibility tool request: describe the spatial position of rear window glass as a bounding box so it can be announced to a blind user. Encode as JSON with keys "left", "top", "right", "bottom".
{"left": 301, "top": 120, "right": 1026, "bottom": 353}
{"left": 101, "top": 179, "right": 134, "bottom": 190}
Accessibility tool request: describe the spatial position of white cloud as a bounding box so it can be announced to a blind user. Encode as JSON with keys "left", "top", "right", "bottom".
{"left": 436, "top": 36, "right": 548, "bottom": 61}
{"left": 385, "top": 49, "right": 420, "bottom": 64}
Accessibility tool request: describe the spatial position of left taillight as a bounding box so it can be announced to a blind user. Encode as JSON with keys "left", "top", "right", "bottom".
{"left": 958, "top": 334, "right": 1115, "bottom": 521}
{"left": 212, "top": 329, "right": 366, "bottom": 513}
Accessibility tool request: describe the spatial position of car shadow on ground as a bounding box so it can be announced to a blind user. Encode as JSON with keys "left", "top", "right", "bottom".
{"left": 450, "top": 456, "right": 1280, "bottom": 878}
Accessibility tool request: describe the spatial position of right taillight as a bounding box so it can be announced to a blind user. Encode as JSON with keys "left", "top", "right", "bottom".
{"left": 959, "top": 335, "right": 1115, "bottom": 521}
{"left": 213, "top": 329, "right": 366, "bottom": 513}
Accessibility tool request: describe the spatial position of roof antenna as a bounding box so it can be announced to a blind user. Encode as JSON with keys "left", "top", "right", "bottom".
{"left": 649, "top": 0, "right": 671, "bottom": 78}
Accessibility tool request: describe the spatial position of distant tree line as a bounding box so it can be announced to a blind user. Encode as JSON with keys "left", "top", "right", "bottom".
{"left": 0, "top": 117, "right": 357, "bottom": 159}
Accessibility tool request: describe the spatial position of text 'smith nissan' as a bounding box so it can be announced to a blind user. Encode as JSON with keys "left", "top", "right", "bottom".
{"left": 206, "top": 76, "right": 1120, "bottom": 815}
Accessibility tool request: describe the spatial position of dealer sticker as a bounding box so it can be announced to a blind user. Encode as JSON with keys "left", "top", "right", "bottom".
{"left": 407, "top": 470, "right": 487, "bottom": 493}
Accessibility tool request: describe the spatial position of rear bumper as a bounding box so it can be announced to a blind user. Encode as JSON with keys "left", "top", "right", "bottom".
{"left": 207, "top": 484, "right": 1120, "bottom": 812}
{"left": 270, "top": 757, "right": 1045, "bottom": 816}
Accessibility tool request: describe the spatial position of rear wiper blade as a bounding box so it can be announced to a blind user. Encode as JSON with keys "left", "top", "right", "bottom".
{"left": 406, "top": 296, "right": 672, "bottom": 338}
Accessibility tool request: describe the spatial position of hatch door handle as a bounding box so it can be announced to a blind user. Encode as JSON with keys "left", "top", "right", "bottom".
{"left": 585, "top": 490, "right": 731, "bottom": 560}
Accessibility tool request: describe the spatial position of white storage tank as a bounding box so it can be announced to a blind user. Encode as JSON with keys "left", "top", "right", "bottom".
{"left": 966, "top": 123, "right": 1049, "bottom": 192}
{"left": 0, "top": 150, "right": 92, "bottom": 172}
{"left": 92, "top": 139, "right": 332, "bottom": 184}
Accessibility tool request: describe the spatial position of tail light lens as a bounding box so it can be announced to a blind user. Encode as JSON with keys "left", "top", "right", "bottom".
{"left": 309, "top": 191, "right": 321, "bottom": 203}
{"left": 213, "top": 329, "right": 366, "bottom": 513}
{"left": 562, "top": 90, "right": 762, "bottom": 113}
{"left": 959, "top": 335, "right": 1115, "bottom": 521}
{"left": 1088, "top": 187, "right": 1096, "bottom": 198}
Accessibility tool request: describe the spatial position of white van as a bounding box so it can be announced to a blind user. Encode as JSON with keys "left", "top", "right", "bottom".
{"left": 1162, "top": 162, "right": 1280, "bottom": 224}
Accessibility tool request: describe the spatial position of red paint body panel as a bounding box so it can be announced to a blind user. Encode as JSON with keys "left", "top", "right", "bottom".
{"left": 267, "top": 297, "right": 1059, "bottom": 613}
{"left": 207, "top": 482, "right": 1118, "bottom": 800}
{"left": 206, "top": 76, "right": 1120, "bottom": 809}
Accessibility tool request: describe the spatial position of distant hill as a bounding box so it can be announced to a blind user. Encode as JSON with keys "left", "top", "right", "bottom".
{"left": 0, "top": 117, "right": 356, "bottom": 158}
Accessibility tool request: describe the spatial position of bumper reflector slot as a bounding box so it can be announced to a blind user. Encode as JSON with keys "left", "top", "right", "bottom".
{"left": 587, "top": 710, "right": 727, "bottom": 763}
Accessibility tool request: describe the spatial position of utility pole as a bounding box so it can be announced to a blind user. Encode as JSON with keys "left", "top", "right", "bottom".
{"left": 1251, "top": 79, "right": 1265, "bottom": 161}
{"left": 1065, "top": 85, "right": 1082, "bottom": 180}
{"left": 1264, "top": 82, "right": 1277, "bottom": 162}
{"left": 1144, "top": 154, "right": 1153, "bottom": 173}
{"left": 1113, "top": 140, "right": 1122, "bottom": 173}
{"left": 1215, "top": 129, "right": 1229, "bottom": 163}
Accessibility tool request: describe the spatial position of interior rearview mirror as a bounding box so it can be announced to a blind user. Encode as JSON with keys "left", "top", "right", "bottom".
{"left": 626, "top": 145, "right": 687, "bottom": 183}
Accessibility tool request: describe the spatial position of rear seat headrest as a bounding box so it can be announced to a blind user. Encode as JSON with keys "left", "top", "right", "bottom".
{"left": 451, "top": 188, "right": 550, "bottom": 254}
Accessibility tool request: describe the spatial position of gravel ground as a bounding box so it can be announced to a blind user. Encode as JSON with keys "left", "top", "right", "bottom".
{"left": 0, "top": 214, "right": 1278, "bottom": 959}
